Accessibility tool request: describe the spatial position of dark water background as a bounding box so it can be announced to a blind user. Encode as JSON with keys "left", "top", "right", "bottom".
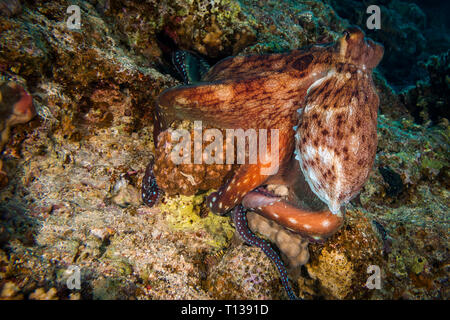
{"left": 329, "top": 0, "right": 450, "bottom": 90}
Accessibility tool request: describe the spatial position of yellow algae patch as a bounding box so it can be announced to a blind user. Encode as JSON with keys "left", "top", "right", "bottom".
{"left": 306, "top": 248, "right": 355, "bottom": 299}
{"left": 159, "top": 193, "right": 234, "bottom": 248}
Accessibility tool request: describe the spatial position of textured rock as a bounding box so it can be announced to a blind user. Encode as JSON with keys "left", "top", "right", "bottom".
{"left": 304, "top": 209, "right": 384, "bottom": 299}
{"left": 206, "top": 245, "right": 285, "bottom": 299}
{"left": 247, "top": 211, "right": 310, "bottom": 268}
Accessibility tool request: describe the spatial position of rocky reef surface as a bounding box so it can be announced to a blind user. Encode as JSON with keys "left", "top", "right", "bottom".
{"left": 0, "top": 0, "right": 448, "bottom": 300}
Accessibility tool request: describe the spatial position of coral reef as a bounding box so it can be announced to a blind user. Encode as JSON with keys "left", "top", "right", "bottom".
{"left": 400, "top": 51, "right": 449, "bottom": 124}
{"left": 358, "top": 114, "right": 449, "bottom": 299}
{"left": 0, "top": 0, "right": 21, "bottom": 18}
{"left": 100, "top": 0, "right": 256, "bottom": 59}
{"left": 205, "top": 245, "right": 285, "bottom": 299}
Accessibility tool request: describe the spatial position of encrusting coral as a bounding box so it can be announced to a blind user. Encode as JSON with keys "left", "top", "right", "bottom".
{"left": 400, "top": 51, "right": 449, "bottom": 124}
{"left": 246, "top": 211, "right": 310, "bottom": 268}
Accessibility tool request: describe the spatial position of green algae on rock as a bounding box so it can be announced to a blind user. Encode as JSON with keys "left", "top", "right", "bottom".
{"left": 159, "top": 193, "right": 235, "bottom": 249}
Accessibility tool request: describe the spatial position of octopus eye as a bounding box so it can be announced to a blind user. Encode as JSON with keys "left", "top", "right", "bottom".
{"left": 343, "top": 30, "right": 350, "bottom": 40}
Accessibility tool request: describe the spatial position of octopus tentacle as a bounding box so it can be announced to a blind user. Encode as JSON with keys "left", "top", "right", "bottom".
{"left": 172, "top": 50, "right": 191, "bottom": 84}
{"left": 242, "top": 189, "right": 343, "bottom": 240}
{"left": 233, "top": 205, "right": 299, "bottom": 300}
{"left": 142, "top": 159, "right": 162, "bottom": 207}
{"left": 207, "top": 163, "right": 270, "bottom": 215}
{"left": 172, "top": 50, "right": 210, "bottom": 84}
{"left": 207, "top": 130, "right": 293, "bottom": 215}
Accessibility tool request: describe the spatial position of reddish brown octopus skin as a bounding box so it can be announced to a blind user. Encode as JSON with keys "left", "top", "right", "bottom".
{"left": 153, "top": 128, "right": 235, "bottom": 195}
{"left": 152, "top": 26, "right": 383, "bottom": 240}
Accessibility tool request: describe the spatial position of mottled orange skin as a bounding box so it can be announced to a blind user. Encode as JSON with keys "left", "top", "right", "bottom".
{"left": 154, "top": 27, "right": 383, "bottom": 239}
{"left": 153, "top": 128, "right": 235, "bottom": 195}
{"left": 294, "top": 28, "right": 383, "bottom": 216}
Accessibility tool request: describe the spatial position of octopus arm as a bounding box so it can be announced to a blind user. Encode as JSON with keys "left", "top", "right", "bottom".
{"left": 242, "top": 191, "right": 343, "bottom": 240}
{"left": 207, "top": 130, "right": 293, "bottom": 214}
{"left": 207, "top": 163, "right": 270, "bottom": 214}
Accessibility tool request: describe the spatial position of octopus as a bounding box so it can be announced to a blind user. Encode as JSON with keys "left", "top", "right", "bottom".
{"left": 143, "top": 26, "right": 384, "bottom": 299}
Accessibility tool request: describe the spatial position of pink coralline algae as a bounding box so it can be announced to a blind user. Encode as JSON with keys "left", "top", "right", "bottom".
{"left": 0, "top": 81, "right": 35, "bottom": 188}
